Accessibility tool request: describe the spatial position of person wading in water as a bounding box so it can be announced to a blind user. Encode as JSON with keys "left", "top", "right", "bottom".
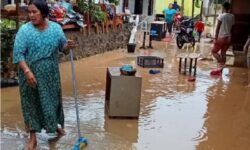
{"left": 13, "top": 0, "right": 75, "bottom": 149}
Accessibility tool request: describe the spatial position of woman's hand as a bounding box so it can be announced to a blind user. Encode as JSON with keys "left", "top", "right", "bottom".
{"left": 66, "top": 40, "right": 75, "bottom": 49}
{"left": 25, "top": 71, "right": 37, "bottom": 88}
{"left": 18, "top": 61, "right": 37, "bottom": 88}
{"left": 63, "top": 40, "right": 75, "bottom": 54}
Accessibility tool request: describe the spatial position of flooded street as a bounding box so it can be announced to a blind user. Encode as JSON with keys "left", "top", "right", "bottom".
{"left": 1, "top": 40, "right": 250, "bottom": 150}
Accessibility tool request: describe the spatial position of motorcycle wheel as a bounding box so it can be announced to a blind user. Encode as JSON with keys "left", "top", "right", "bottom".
{"left": 176, "top": 35, "right": 184, "bottom": 49}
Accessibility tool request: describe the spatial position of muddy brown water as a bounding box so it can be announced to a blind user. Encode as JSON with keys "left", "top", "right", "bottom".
{"left": 1, "top": 40, "right": 250, "bottom": 150}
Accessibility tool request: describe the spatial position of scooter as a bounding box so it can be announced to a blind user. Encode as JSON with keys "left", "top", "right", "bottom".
{"left": 176, "top": 18, "right": 196, "bottom": 49}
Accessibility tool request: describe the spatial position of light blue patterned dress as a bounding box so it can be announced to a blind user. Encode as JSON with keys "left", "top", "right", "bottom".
{"left": 13, "top": 21, "right": 67, "bottom": 133}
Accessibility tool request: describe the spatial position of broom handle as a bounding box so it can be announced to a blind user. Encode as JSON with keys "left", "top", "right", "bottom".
{"left": 70, "top": 49, "right": 81, "bottom": 139}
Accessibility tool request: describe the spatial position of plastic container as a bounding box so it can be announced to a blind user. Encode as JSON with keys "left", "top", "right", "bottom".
{"left": 127, "top": 43, "right": 136, "bottom": 53}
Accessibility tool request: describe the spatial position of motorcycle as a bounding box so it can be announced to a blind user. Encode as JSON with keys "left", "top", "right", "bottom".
{"left": 173, "top": 12, "right": 182, "bottom": 31}
{"left": 176, "top": 18, "right": 196, "bottom": 49}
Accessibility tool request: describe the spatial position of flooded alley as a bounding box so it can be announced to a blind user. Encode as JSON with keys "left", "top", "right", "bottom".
{"left": 1, "top": 40, "right": 250, "bottom": 150}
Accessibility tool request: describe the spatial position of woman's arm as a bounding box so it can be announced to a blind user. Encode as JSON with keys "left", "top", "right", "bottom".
{"left": 13, "top": 25, "right": 37, "bottom": 88}
{"left": 18, "top": 61, "right": 37, "bottom": 88}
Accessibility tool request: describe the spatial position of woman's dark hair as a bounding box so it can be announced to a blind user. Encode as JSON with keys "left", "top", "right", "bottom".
{"left": 222, "top": 2, "right": 231, "bottom": 11}
{"left": 28, "top": 0, "right": 49, "bottom": 18}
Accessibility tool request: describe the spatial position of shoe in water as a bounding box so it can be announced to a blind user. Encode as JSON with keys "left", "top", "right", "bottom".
{"left": 210, "top": 69, "right": 222, "bottom": 76}
{"left": 188, "top": 76, "right": 196, "bottom": 82}
{"left": 149, "top": 69, "right": 161, "bottom": 74}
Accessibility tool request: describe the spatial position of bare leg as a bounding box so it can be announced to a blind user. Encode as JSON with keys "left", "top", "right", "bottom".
{"left": 26, "top": 131, "right": 37, "bottom": 150}
{"left": 219, "top": 50, "right": 227, "bottom": 70}
{"left": 57, "top": 128, "right": 65, "bottom": 136}
{"left": 220, "top": 51, "right": 227, "bottom": 64}
{"left": 212, "top": 51, "right": 222, "bottom": 64}
{"left": 198, "top": 32, "right": 201, "bottom": 42}
{"left": 219, "top": 42, "right": 230, "bottom": 71}
{"left": 221, "top": 43, "right": 230, "bottom": 65}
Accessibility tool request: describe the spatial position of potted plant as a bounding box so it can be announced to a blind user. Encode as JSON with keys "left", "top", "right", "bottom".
{"left": 91, "top": 5, "right": 107, "bottom": 22}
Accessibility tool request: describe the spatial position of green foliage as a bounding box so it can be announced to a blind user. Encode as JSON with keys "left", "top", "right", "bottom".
{"left": 77, "top": 0, "right": 89, "bottom": 13}
{"left": 92, "top": 6, "right": 107, "bottom": 22}
{"left": 195, "top": 0, "right": 200, "bottom": 8}
{"left": 205, "top": 20, "right": 212, "bottom": 27}
{"left": 1, "top": 29, "right": 16, "bottom": 61}
{"left": 0, "top": 19, "right": 16, "bottom": 30}
{"left": 1, "top": 19, "right": 18, "bottom": 76}
{"left": 1, "top": 19, "right": 17, "bottom": 60}
{"left": 108, "top": 0, "right": 120, "bottom": 5}
{"left": 77, "top": 0, "right": 107, "bottom": 22}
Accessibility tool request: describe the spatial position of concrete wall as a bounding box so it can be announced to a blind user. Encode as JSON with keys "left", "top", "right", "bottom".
{"left": 60, "top": 26, "right": 130, "bottom": 61}
{"left": 116, "top": 0, "right": 123, "bottom": 13}
{"left": 128, "top": 0, "right": 135, "bottom": 14}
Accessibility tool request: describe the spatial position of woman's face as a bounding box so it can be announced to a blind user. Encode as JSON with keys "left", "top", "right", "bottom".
{"left": 168, "top": 4, "right": 173, "bottom": 9}
{"left": 28, "top": 4, "right": 43, "bottom": 25}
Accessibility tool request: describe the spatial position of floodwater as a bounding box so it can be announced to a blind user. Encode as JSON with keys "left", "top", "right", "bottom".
{"left": 1, "top": 39, "right": 250, "bottom": 150}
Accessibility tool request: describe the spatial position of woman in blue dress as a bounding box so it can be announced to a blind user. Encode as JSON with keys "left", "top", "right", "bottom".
{"left": 13, "top": 0, "right": 75, "bottom": 149}
{"left": 163, "top": 3, "right": 177, "bottom": 36}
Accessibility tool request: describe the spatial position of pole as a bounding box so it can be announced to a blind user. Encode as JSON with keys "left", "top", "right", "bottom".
{"left": 200, "top": 0, "right": 203, "bottom": 19}
{"left": 70, "top": 49, "right": 81, "bottom": 139}
{"left": 148, "top": 34, "right": 153, "bottom": 49}
{"left": 192, "top": 0, "right": 195, "bottom": 18}
{"left": 140, "top": 32, "right": 146, "bottom": 49}
{"left": 181, "top": 0, "right": 184, "bottom": 14}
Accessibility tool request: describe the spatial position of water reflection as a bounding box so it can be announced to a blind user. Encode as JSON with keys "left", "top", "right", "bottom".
{"left": 104, "top": 117, "right": 139, "bottom": 144}
{"left": 1, "top": 43, "right": 250, "bottom": 150}
{"left": 196, "top": 68, "right": 250, "bottom": 150}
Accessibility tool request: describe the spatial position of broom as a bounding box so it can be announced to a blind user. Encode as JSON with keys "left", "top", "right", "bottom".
{"left": 70, "top": 49, "right": 88, "bottom": 150}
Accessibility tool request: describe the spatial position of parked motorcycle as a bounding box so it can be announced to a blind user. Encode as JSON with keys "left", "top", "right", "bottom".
{"left": 176, "top": 18, "right": 196, "bottom": 49}
{"left": 173, "top": 12, "right": 182, "bottom": 31}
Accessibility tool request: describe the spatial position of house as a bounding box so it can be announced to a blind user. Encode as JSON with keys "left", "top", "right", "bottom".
{"left": 116, "top": 0, "right": 155, "bottom": 16}
{"left": 202, "top": 0, "right": 250, "bottom": 51}
{"left": 231, "top": 0, "right": 250, "bottom": 51}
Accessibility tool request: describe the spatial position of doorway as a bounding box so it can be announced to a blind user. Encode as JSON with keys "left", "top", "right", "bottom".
{"left": 122, "top": 0, "right": 129, "bottom": 12}
{"left": 134, "top": 0, "right": 143, "bottom": 14}
{"left": 148, "top": 0, "right": 154, "bottom": 15}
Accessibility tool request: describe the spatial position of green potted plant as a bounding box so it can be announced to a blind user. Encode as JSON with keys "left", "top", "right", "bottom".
{"left": 91, "top": 5, "right": 107, "bottom": 22}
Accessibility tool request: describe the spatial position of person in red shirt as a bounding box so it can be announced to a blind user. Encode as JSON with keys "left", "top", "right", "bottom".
{"left": 194, "top": 18, "right": 205, "bottom": 42}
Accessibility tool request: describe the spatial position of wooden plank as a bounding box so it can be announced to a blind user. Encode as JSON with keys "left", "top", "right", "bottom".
{"left": 62, "top": 24, "right": 79, "bottom": 30}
